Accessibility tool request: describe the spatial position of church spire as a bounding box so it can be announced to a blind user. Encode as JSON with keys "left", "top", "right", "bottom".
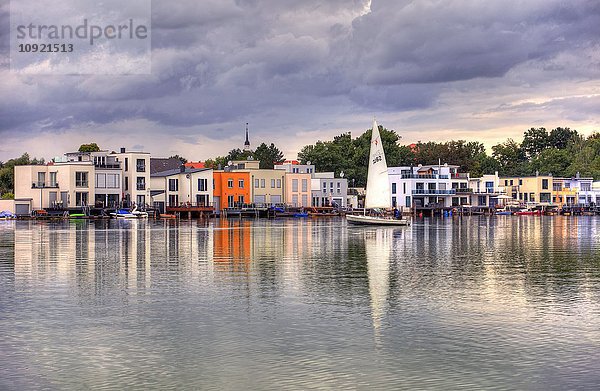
{"left": 244, "top": 122, "right": 251, "bottom": 151}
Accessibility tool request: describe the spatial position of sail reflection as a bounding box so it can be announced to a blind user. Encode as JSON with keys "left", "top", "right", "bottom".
{"left": 362, "top": 228, "right": 392, "bottom": 338}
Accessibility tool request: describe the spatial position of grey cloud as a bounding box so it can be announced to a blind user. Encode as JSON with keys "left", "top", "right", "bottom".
{"left": 1, "top": 0, "right": 599, "bottom": 160}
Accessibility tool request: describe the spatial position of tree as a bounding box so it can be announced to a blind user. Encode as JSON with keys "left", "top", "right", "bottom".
{"left": 492, "top": 139, "right": 529, "bottom": 176}
{"left": 78, "top": 143, "right": 101, "bottom": 152}
{"left": 169, "top": 154, "right": 188, "bottom": 164}
{"left": 548, "top": 127, "right": 579, "bottom": 150}
{"left": 0, "top": 153, "right": 45, "bottom": 194}
{"left": 226, "top": 148, "right": 253, "bottom": 162}
{"left": 204, "top": 156, "right": 228, "bottom": 169}
{"left": 254, "top": 143, "right": 284, "bottom": 169}
{"left": 530, "top": 148, "right": 572, "bottom": 177}
{"left": 521, "top": 127, "right": 549, "bottom": 158}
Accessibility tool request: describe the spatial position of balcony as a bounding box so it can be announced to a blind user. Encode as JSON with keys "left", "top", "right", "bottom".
{"left": 32, "top": 182, "right": 59, "bottom": 189}
{"left": 136, "top": 165, "right": 146, "bottom": 173}
{"left": 451, "top": 173, "right": 469, "bottom": 179}
{"left": 455, "top": 188, "right": 473, "bottom": 193}
{"left": 95, "top": 163, "right": 121, "bottom": 169}
{"left": 400, "top": 174, "right": 450, "bottom": 179}
{"left": 137, "top": 183, "right": 146, "bottom": 190}
{"left": 412, "top": 189, "right": 456, "bottom": 195}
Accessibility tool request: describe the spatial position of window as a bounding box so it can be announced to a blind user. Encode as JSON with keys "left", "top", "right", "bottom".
{"left": 76, "top": 172, "right": 88, "bottom": 187}
{"left": 136, "top": 177, "right": 145, "bottom": 190}
{"left": 227, "top": 195, "right": 234, "bottom": 207}
{"left": 125, "top": 177, "right": 129, "bottom": 191}
{"left": 255, "top": 179, "right": 260, "bottom": 188}
{"left": 96, "top": 174, "right": 106, "bottom": 188}
{"left": 292, "top": 179, "right": 298, "bottom": 192}
{"left": 37, "top": 172, "right": 46, "bottom": 187}
{"left": 239, "top": 179, "right": 244, "bottom": 188}
{"left": 392, "top": 183, "right": 396, "bottom": 194}
{"left": 169, "top": 194, "right": 179, "bottom": 206}
{"left": 75, "top": 192, "right": 88, "bottom": 206}
{"left": 392, "top": 197, "right": 396, "bottom": 207}
{"left": 337, "top": 182, "right": 340, "bottom": 188}
{"left": 478, "top": 196, "right": 487, "bottom": 206}
{"left": 136, "top": 195, "right": 145, "bottom": 205}
{"left": 542, "top": 179, "right": 549, "bottom": 190}
{"left": 124, "top": 157, "right": 128, "bottom": 171}
{"left": 227, "top": 179, "right": 234, "bottom": 188}
{"left": 330, "top": 182, "right": 334, "bottom": 188}
{"left": 107, "top": 174, "right": 119, "bottom": 188}
{"left": 302, "top": 179, "right": 307, "bottom": 192}
{"left": 271, "top": 179, "right": 275, "bottom": 188}
{"left": 505, "top": 180, "right": 508, "bottom": 186}
{"left": 277, "top": 179, "right": 281, "bottom": 188}
{"left": 198, "top": 178, "right": 208, "bottom": 191}
{"left": 403, "top": 183, "right": 406, "bottom": 193}
{"left": 540, "top": 193, "right": 551, "bottom": 203}
{"left": 238, "top": 195, "right": 244, "bottom": 204}
{"left": 49, "top": 172, "right": 57, "bottom": 187}
{"left": 136, "top": 159, "right": 145, "bottom": 172}
{"left": 213, "top": 179, "right": 215, "bottom": 190}
{"left": 261, "top": 179, "right": 266, "bottom": 188}
{"left": 406, "top": 196, "right": 411, "bottom": 207}
{"left": 510, "top": 180, "right": 513, "bottom": 186}
{"left": 519, "top": 179, "right": 523, "bottom": 185}
{"left": 169, "top": 178, "right": 178, "bottom": 192}
{"left": 582, "top": 183, "right": 591, "bottom": 191}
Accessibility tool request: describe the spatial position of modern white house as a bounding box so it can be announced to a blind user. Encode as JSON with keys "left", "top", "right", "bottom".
{"left": 14, "top": 160, "right": 96, "bottom": 215}
{"left": 468, "top": 173, "right": 506, "bottom": 208}
{"left": 150, "top": 166, "right": 214, "bottom": 213}
{"left": 65, "top": 151, "right": 122, "bottom": 207}
{"left": 111, "top": 148, "right": 151, "bottom": 207}
{"left": 388, "top": 164, "right": 470, "bottom": 210}
{"left": 560, "top": 175, "right": 595, "bottom": 205}
{"left": 310, "top": 172, "right": 348, "bottom": 208}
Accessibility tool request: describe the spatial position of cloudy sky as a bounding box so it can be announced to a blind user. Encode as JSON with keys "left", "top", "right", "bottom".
{"left": 1, "top": 0, "right": 599, "bottom": 162}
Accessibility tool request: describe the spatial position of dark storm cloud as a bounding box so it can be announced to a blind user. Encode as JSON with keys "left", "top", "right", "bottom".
{"left": 1, "top": 0, "right": 599, "bottom": 158}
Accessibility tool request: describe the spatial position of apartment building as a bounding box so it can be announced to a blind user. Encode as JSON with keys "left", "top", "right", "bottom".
{"left": 388, "top": 164, "right": 470, "bottom": 209}
{"left": 500, "top": 174, "right": 553, "bottom": 204}
{"left": 65, "top": 151, "right": 122, "bottom": 207}
{"left": 112, "top": 148, "right": 151, "bottom": 207}
{"left": 150, "top": 166, "right": 213, "bottom": 213}
{"left": 311, "top": 172, "right": 347, "bottom": 208}
{"left": 275, "top": 161, "right": 313, "bottom": 207}
{"left": 14, "top": 161, "right": 96, "bottom": 215}
{"left": 468, "top": 173, "right": 506, "bottom": 207}
{"left": 223, "top": 159, "right": 286, "bottom": 205}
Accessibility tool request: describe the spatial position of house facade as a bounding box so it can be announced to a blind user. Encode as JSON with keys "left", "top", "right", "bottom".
{"left": 14, "top": 161, "right": 96, "bottom": 214}
{"left": 65, "top": 151, "right": 122, "bottom": 208}
{"left": 112, "top": 148, "right": 151, "bottom": 207}
{"left": 150, "top": 167, "right": 213, "bottom": 213}
{"left": 310, "top": 172, "right": 347, "bottom": 208}
{"left": 468, "top": 173, "right": 506, "bottom": 208}
{"left": 388, "top": 164, "right": 470, "bottom": 209}
{"left": 500, "top": 174, "right": 553, "bottom": 204}
{"left": 212, "top": 171, "right": 251, "bottom": 210}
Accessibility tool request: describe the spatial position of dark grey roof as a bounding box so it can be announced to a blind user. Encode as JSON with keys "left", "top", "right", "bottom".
{"left": 150, "top": 190, "right": 165, "bottom": 196}
{"left": 151, "top": 167, "right": 211, "bottom": 177}
{"left": 150, "top": 158, "right": 181, "bottom": 174}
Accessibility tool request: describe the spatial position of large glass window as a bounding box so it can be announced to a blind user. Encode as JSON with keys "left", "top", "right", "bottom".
{"left": 169, "top": 178, "right": 178, "bottom": 191}
{"left": 75, "top": 172, "right": 88, "bottom": 187}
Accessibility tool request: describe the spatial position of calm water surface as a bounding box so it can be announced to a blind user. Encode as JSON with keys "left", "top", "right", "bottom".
{"left": 1, "top": 216, "right": 599, "bottom": 390}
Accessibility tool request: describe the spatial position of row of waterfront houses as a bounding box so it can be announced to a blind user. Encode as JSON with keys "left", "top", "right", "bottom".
{"left": 9, "top": 148, "right": 348, "bottom": 215}
{"left": 5, "top": 146, "right": 600, "bottom": 216}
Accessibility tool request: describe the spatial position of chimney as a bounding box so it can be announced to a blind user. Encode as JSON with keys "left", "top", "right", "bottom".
{"left": 120, "top": 147, "right": 126, "bottom": 153}
{"left": 180, "top": 164, "right": 186, "bottom": 173}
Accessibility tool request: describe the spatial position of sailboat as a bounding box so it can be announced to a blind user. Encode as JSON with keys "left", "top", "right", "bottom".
{"left": 346, "top": 119, "right": 410, "bottom": 226}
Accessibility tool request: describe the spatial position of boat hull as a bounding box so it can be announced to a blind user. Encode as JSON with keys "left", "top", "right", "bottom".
{"left": 346, "top": 214, "right": 410, "bottom": 226}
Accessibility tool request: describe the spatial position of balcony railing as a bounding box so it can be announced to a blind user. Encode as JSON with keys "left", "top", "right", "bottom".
{"left": 400, "top": 174, "right": 450, "bottom": 179}
{"left": 412, "top": 189, "right": 456, "bottom": 195}
{"left": 136, "top": 165, "right": 146, "bottom": 172}
{"left": 95, "top": 163, "right": 121, "bottom": 169}
{"left": 455, "top": 188, "right": 474, "bottom": 193}
{"left": 75, "top": 181, "right": 88, "bottom": 188}
{"left": 137, "top": 183, "right": 146, "bottom": 190}
{"left": 32, "top": 182, "right": 59, "bottom": 189}
{"left": 451, "top": 173, "right": 469, "bottom": 179}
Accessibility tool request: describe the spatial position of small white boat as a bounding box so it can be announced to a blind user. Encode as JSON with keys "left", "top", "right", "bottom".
{"left": 131, "top": 206, "right": 149, "bottom": 218}
{"left": 346, "top": 119, "right": 410, "bottom": 226}
{"left": 347, "top": 214, "right": 410, "bottom": 226}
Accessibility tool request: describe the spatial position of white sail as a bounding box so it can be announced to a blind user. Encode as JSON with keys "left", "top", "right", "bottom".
{"left": 364, "top": 119, "right": 392, "bottom": 209}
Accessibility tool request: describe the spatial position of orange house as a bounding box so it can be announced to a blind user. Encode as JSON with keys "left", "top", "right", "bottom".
{"left": 213, "top": 171, "right": 251, "bottom": 210}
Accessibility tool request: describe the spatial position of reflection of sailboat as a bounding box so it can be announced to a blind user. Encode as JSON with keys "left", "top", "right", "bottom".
{"left": 364, "top": 228, "right": 392, "bottom": 336}
{"left": 347, "top": 119, "right": 410, "bottom": 226}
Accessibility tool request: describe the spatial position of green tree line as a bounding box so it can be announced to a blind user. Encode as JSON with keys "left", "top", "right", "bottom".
{"left": 297, "top": 125, "right": 600, "bottom": 187}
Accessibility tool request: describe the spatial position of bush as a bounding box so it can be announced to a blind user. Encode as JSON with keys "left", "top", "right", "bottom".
{"left": 1, "top": 192, "right": 14, "bottom": 200}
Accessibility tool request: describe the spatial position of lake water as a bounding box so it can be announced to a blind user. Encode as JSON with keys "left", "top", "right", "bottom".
{"left": 1, "top": 216, "right": 599, "bottom": 390}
